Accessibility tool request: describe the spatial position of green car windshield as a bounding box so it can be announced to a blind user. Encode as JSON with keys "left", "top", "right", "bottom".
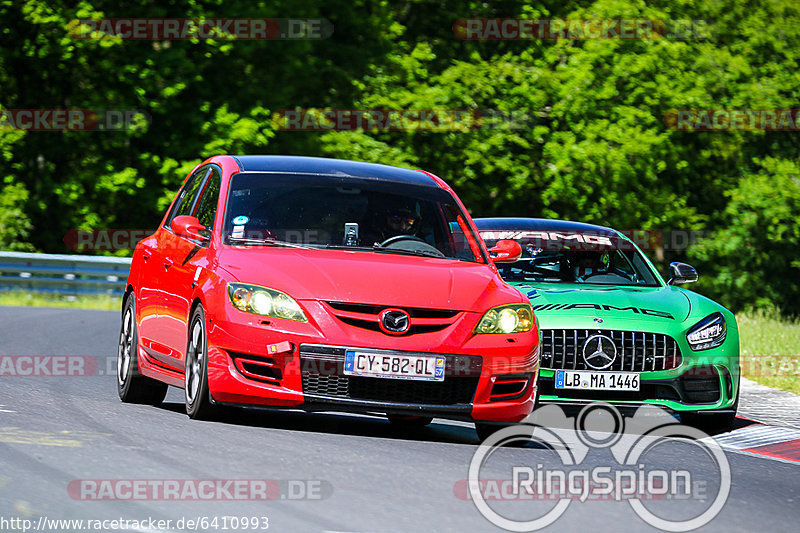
{"left": 483, "top": 231, "right": 661, "bottom": 287}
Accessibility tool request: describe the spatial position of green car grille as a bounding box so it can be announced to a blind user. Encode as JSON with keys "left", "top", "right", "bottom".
{"left": 541, "top": 329, "right": 682, "bottom": 372}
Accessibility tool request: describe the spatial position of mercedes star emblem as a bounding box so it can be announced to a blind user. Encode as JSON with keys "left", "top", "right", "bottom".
{"left": 582, "top": 334, "right": 617, "bottom": 370}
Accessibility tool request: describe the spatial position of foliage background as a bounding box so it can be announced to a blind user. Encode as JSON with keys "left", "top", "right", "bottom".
{"left": 1, "top": 0, "right": 798, "bottom": 315}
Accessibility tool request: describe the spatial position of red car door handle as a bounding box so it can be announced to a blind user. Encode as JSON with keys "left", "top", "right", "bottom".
{"left": 163, "top": 259, "right": 173, "bottom": 269}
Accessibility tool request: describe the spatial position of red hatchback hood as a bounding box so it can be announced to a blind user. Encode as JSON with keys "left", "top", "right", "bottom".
{"left": 218, "top": 247, "right": 516, "bottom": 310}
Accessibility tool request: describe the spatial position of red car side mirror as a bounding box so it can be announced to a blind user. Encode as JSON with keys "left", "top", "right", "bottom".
{"left": 489, "top": 239, "right": 522, "bottom": 263}
{"left": 171, "top": 215, "right": 208, "bottom": 241}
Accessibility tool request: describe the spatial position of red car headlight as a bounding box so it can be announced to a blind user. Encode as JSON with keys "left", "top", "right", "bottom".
{"left": 474, "top": 304, "right": 533, "bottom": 334}
{"left": 227, "top": 282, "right": 308, "bottom": 322}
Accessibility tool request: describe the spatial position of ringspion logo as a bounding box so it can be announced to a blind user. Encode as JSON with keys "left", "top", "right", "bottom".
{"left": 464, "top": 403, "right": 731, "bottom": 531}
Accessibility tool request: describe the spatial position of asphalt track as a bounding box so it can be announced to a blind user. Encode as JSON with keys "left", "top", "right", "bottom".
{"left": 1, "top": 306, "right": 798, "bottom": 533}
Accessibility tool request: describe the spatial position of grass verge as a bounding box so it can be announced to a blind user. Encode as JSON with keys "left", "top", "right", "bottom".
{"left": 0, "top": 291, "right": 120, "bottom": 311}
{"left": 737, "top": 307, "right": 800, "bottom": 395}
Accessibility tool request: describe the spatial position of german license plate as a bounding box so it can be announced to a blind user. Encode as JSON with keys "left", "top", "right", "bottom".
{"left": 344, "top": 351, "right": 445, "bottom": 381}
{"left": 555, "top": 370, "right": 640, "bottom": 391}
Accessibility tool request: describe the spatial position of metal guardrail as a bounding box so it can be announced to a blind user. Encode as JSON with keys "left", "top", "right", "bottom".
{"left": 0, "top": 251, "right": 132, "bottom": 296}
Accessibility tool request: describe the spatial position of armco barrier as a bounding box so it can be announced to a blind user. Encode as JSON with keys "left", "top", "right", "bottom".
{"left": 0, "top": 251, "right": 131, "bottom": 296}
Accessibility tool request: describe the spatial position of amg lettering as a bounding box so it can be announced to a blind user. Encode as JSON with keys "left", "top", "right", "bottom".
{"left": 601, "top": 305, "right": 640, "bottom": 314}
{"left": 640, "top": 308, "right": 675, "bottom": 319}
{"left": 548, "top": 232, "right": 582, "bottom": 242}
{"left": 532, "top": 302, "right": 675, "bottom": 319}
{"left": 567, "top": 303, "right": 602, "bottom": 310}
{"left": 478, "top": 230, "right": 613, "bottom": 246}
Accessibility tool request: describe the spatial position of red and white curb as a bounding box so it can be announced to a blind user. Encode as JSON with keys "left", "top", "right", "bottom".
{"left": 704, "top": 420, "right": 800, "bottom": 465}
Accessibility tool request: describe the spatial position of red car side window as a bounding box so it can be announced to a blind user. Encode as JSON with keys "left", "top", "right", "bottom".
{"left": 194, "top": 168, "right": 221, "bottom": 229}
{"left": 166, "top": 167, "right": 209, "bottom": 227}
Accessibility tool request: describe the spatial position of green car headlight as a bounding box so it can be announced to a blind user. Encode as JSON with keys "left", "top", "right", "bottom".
{"left": 227, "top": 283, "right": 308, "bottom": 322}
{"left": 475, "top": 304, "right": 534, "bottom": 334}
{"left": 686, "top": 312, "right": 726, "bottom": 351}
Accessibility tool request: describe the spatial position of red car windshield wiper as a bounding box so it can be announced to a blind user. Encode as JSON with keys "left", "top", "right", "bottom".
{"left": 228, "top": 236, "right": 312, "bottom": 249}
{"left": 325, "top": 243, "right": 448, "bottom": 259}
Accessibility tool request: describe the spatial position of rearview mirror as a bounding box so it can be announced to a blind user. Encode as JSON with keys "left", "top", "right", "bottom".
{"left": 668, "top": 262, "right": 698, "bottom": 284}
{"left": 489, "top": 239, "right": 522, "bottom": 263}
{"left": 171, "top": 215, "right": 208, "bottom": 242}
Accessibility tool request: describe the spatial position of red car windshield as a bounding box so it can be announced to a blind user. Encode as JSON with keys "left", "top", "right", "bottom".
{"left": 223, "top": 172, "right": 484, "bottom": 263}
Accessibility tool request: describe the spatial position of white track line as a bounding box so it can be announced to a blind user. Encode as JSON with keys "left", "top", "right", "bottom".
{"left": 708, "top": 425, "right": 800, "bottom": 449}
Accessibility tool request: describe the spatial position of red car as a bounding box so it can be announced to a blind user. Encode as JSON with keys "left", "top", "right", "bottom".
{"left": 117, "top": 155, "right": 539, "bottom": 439}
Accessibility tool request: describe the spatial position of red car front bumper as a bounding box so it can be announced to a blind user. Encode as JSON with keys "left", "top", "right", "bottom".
{"left": 204, "top": 300, "right": 539, "bottom": 423}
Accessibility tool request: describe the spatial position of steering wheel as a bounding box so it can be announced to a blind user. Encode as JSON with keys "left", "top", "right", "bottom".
{"left": 379, "top": 235, "right": 445, "bottom": 257}
{"left": 578, "top": 270, "right": 634, "bottom": 283}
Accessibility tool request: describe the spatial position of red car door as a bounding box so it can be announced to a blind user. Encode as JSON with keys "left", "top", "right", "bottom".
{"left": 135, "top": 232, "right": 165, "bottom": 354}
{"left": 142, "top": 166, "right": 210, "bottom": 369}
{"left": 160, "top": 167, "right": 221, "bottom": 366}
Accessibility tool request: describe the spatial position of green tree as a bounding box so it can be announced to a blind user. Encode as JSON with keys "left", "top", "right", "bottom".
{"left": 0, "top": 181, "right": 35, "bottom": 251}
{"left": 1, "top": 0, "right": 800, "bottom": 316}
{"left": 0, "top": 0, "right": 397, "bottom": 251}
{"left": 690, "top": 157, "right": 800, "bottom": 316}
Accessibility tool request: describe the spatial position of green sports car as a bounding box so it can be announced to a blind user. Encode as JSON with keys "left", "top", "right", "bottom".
{"left": 475, "top": 217, "right": 740, "bottom": 430}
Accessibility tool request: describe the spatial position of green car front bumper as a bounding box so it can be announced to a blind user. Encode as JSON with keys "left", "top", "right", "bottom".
{"left": 518, "top": 286, "right": 740, "bottom": 415}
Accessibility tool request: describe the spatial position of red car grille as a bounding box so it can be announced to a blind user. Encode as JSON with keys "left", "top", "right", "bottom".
{"left": 299, "top": 344, "right": 481, "bottom": 405}
{"left": 303, "top": 374, "right": 480, "bottom": 405}
{"left": 324, "top": 301, "right": 462, "bottom": 335}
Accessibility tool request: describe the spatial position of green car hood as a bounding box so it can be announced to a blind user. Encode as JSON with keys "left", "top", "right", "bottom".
{"left": 512, "top": 283, "right": 693, "bottom": 324}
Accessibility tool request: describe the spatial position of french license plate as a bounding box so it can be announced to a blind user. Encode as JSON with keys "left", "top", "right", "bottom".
{"left": 344, "top": 351, "right": 445, "bottom": 381}
{"left": 555, "top": 370, "right": 640, "bottom": 391}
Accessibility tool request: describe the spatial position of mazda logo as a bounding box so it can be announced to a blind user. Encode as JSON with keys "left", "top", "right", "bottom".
{"left": 582, "top": 334, "right": 617, "bottom": 370}
{"left": 379, "top": 309, "right": 410, "bottom": 334}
